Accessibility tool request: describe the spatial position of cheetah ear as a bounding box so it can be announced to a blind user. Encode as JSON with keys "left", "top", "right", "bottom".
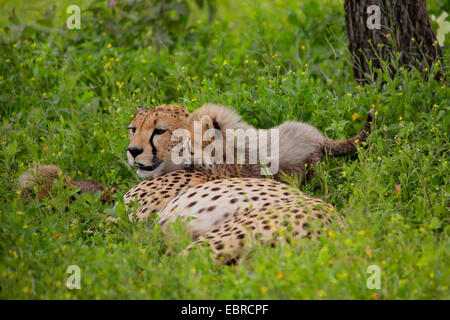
{"left": 135, "top": 106, "right": 146, "bottom": 114}
{"left": 200, "top": 115, "right": 215, "bottom": 131}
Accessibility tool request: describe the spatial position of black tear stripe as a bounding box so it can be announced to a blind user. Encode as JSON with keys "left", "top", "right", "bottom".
{"left": 149, "top": 130, "right": 157, "bottom": 157}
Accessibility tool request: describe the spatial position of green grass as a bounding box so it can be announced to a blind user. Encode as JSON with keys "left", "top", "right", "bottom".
{"left": 0, "top": 0, "right": 449, "bottom": 299}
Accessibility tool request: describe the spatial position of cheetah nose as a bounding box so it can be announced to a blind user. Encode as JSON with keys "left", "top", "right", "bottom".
{"left": 127, "top": 147, "right": 143, "bottom": 158}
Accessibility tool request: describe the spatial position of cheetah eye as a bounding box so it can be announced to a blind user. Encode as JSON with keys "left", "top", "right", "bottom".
{"left": 128, "top": 127, "right": 136, "bottom": 134}
{"left": 153, "top": 128, "right": 167, "bottom": 135}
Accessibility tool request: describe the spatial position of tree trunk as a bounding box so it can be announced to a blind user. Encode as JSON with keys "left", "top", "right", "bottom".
{"left": 344, "top": 0, "right": 444, "bottom": 85}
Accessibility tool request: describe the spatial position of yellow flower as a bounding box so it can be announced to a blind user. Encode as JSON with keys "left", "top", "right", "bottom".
{"left": 276, "top": 272, "right": 284, "bottom": 279}
{"left": 432, "top": 104, "right": 438, "bottom": 109}
{"left": 317, "top": 290, "right": 325, "bottom": 297}
{"left": 399, "top": 116, "right": 403, "bottom": 121}
{"left": 261, "top": 286, "right": 268, "bottom": 293}
{"left": 423, "top": 68, "right": 428, "bottom": 72}
{"left": 419, "top": 226, "right": 425, "bottom": 232}
{"left": 107, "top": 43, "right": 112, "bottom": 48}
{"left": 23, "top": 287, "right": 30, "bottom": 294}
{"left": 16, "top": 190, "right": 22, "bottom": 196}
{"left": 429, "top": 273, "right": 434, "bottom": 279}
{"left": 222, "top": 60, "right": 227, "bottom": 66}
{"left": 371, "top": 293, "right": 379, "bottom": 299}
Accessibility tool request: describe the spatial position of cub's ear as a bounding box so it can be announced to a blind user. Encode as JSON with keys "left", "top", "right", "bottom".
{"left": 135, "top": 106, "right": 146, "bottom": 114}
{"left": 200, "top": 115, "right": 215, "bottom": 131}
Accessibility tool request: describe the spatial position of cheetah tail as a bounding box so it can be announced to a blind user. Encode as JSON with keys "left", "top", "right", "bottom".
{"left": 323, "top": 109, "right": 375, "bottom": 156}
{"left": 18, "top": 165, "right": 115, "bottom": 202}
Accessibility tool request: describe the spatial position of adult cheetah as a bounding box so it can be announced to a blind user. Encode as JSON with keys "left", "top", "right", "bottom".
{"left": 124, "top": 170, "right": 339, "bottom": 264}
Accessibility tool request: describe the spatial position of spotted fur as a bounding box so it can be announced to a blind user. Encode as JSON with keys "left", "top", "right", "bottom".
{"left": 123, "top": 170, "right": 339, "bottom": 264}
{"left": 124, "top": 169, "right": 219, "bottom": 221}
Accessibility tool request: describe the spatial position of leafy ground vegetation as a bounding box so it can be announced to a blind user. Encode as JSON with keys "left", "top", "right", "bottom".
{"left": 0, "top": 0, "right": 449, "bottom": 299}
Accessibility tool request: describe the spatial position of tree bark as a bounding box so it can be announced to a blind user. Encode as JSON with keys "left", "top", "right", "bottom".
{"left": 344, "top": 0, "right": 444, "bottom": 85}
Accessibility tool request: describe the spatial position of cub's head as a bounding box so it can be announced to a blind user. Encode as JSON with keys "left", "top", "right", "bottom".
{"left": 127, "top": 104, "right": 191, "bottom": 178}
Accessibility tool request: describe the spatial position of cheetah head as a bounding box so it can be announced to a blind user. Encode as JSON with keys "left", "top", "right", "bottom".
{"left": 127, "top": 104, "right": 193, "bottom": 178}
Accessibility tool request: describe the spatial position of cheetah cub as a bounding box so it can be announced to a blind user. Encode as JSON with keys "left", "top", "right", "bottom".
{"left": 127, "top": 104, "right": 374, "bottom": 181}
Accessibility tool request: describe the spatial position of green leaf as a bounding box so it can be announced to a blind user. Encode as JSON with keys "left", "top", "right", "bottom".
{"left": 8, "top": 7, "right": 20, "bottom": 25}
{"left": 429, "top": 217, "right": 441, "bottom": 230}
{"left": 195, "top": 0, "right": 205, "bottom": 9}
{"left": 36, "top": 19, "right": 53, "bottom": 28}
{"left": 432, "top": 11, "right": 450, "bottom": 46}
{"left": 5, "top": 140, "right": 18, "bottom": 156}
{"left": 104, "top": 207, "right": 118, "bottom": 217}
